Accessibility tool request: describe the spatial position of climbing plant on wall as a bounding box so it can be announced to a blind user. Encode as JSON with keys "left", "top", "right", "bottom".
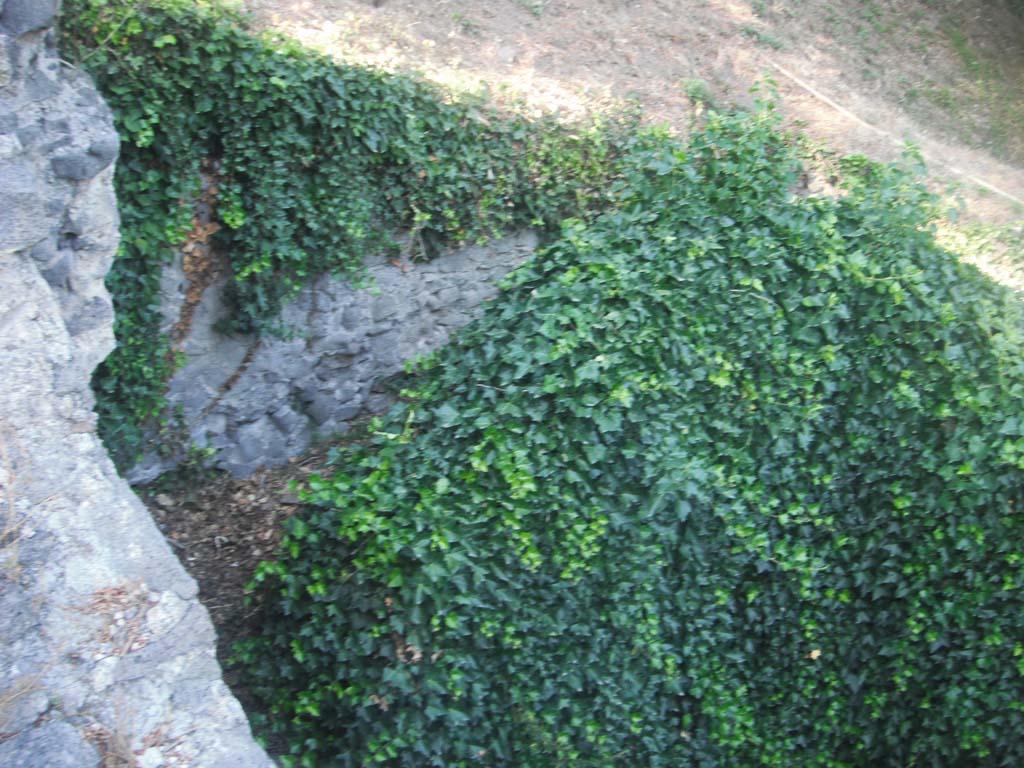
{"left": 61, "top": 0, "right": 636, "bottom": 468}
{"left": 238, "top": 106, "right": 1024, "bottom": 767}
{"left": 61, "top": 1, "right": 1024, "bottom": 764}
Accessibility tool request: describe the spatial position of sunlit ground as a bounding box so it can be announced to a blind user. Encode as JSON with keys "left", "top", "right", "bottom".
{"left": 245, "top": 0, "right": 1023, "bottom": 290}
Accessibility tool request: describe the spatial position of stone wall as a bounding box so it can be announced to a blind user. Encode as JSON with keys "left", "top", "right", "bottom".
{"left": 129, "top": 231, "right": 538, "bottom": 481}
{"left": 0, "top": 3, "right": 272, "bottom": 765}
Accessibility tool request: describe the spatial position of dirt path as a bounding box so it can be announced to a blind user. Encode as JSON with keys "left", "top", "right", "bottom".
{"left": 242, "top": 0, "right": 1024, "bottom": 230}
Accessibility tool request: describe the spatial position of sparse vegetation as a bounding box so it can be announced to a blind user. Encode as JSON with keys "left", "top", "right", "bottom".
{"left": 936, "top": 221, "right": 1024, "bottom": 289}
{"left": 765, "top": 0, "right": 1024, "bottom": 163}
{"left": 513, "top": 0, "right": 548, "bottom": 18}
{"left": 450, "top": 12, "right": 479, "bottom": 37}
{"left": 679, "top": 77, "right": 716, "bottom": 108}
{"left": 741, "top": 25, "right": 785, "bottom": 50}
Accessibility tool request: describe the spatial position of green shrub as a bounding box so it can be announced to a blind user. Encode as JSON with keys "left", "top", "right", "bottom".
{"left": 238, "top": 107, "right": 1024, "bottom": 767}
{"left": 60, "top": 0, "right": 634, "bottom": 467}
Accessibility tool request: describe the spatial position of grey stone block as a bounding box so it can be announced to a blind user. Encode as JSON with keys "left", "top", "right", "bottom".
{"left": 0, "top": 721, "right": 98, "bottom": 768}
{"left": 342, "top": 302, "right": 367, "bottom": 329}
{"left": 271, "top": 405, "right": 304, "bottom": 435}
{"left": 0, "top": 109, "right": 16, "bottom": 135}
{"left": 44, "top": 194, "right": 65, "bottom": 216}
{"left": 65, "top": 295, "right": 113, "bottom": 336}
{"left": 235, "top": 419, "right": 287, "bottom": 464}
{"left": 0, "top": 0, "right": 59, "bottom": 36}
{"left": 333, "top": 405, "right": 363, "bottom": 421}
{"left": 51, "top": 150, "right": 109, "bottom": 181}
{"left": 28, "top": 237, "right": 56, "bottom": 263}
{"left": 319, "top": 352, "right": 356, "bottom": 370}
{"left": 15, "top": 121, "right": 40, "bottom": 147}
{"left": 205, "top": 413, "right": 228, "bottom": 436}
{"left": 0, "top": 160, "right": 49, "bottom": 253}
{"left": 437, "top": 286, "right": 459, "bottom": 305}
{"left": 305, "top": 392, "right": 336, "bottom": 425}
{"left": 43, "top": 116, "right": 69, "bottom": 135}
{"left": 365, "top": 392, "right": 397, "bottom": 412}
{"left": 371, "top": 332, "right": 403, "bottom": 368}
{"left": 40, "top": 133, "right": 72, "bottom": 153}
{"left": 1, "top": 25, "right": 273, "bottom": 767}
{"left": 39, "top": 250, "right": 73, "bottom": 288}
{"left": 88, "top": 134, "right": 120, "bottom": 167}
{"left": 25, "top": 68, "right": 58, "bottom": 101}
{"left": 372, "top": 294, "right": 398, "bottom": 321}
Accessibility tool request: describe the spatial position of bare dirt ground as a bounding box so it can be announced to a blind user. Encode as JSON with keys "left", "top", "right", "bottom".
{"left": 142, "top": 0, "right": 1023, "bottom": 747}
{"left": 242, "top": 0, "right": 1024, "bottom": 225}
{"left": 137, "top": 445, "right": 332, "bottom": 734}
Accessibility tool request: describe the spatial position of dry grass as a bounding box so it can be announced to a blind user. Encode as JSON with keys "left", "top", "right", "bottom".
{"left": 77, "top": 583, "right": 154, "bottom": 659}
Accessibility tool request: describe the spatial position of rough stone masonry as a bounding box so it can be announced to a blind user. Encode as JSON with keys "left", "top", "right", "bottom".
{"left": 0, "top": 2, "right": 272, "bottom": 765}
{"left": 129, "top": 229, "right": 538, "bottom": 481}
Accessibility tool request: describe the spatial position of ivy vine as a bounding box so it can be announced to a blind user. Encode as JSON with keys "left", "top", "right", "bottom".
{"left": 61, "top": 0, "right": 636, "bottom": 467}
{"left": 61, "top": 1, "right": 1024, "bottom": 765}
{"left": 238, "top": 107, "right": 1024, "bottom": 766}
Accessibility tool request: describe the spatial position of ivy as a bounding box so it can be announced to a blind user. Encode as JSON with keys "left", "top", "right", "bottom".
{"left": 237, "top": 107, "right": 1024, "bottom": 766}
{"left": 60, "top": 0, "right": 636, "bottom": 467}
{"left": 59, "top": 1, "right": 1024, "bottom": 763}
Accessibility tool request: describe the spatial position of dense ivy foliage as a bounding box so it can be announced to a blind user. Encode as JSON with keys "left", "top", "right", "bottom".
{"left": 238, "top": 107, "right": 1024, "bottom": 767}
{"left": 61, "top": 0, "right": 634, "bottom": 466}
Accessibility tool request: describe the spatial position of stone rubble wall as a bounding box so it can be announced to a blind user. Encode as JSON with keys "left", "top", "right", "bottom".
{"left": 0, "top": 3, "right": 273, "bottom": 765}
{"left": 129, "top": 231, "right": 538, "bottom": 481}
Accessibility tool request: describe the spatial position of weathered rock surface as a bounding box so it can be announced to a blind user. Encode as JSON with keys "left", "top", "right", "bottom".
{"left": 130, "top": 231, "right": 538, "bottom": 481}
{"left": 0, "top": 8, "right": 272, "bottom": 766}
